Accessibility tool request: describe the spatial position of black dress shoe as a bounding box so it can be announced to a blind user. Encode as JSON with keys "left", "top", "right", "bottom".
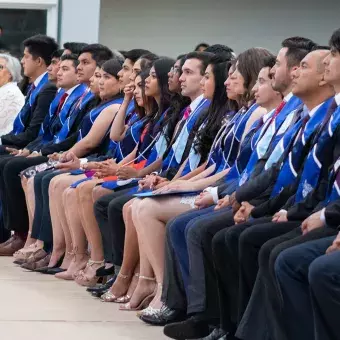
{"left": 163, "top": 315, "right": 212, "bottom": 339}
{"left": 45, "top": 267, "right": 66, "bottom": 275}
{"left": 87, "top": 276, "right": 116, "bottom": 295}
{"left": 139, "top": 305, "right": 186, "bottom": 326}
{"left": 35, "top": 254, "right": 65, "bottom": 274}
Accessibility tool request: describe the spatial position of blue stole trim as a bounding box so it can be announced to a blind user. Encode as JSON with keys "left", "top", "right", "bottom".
{"left": 271, "top": 98, "right": 334, "bottom": 197}
{"left": 227, "top": 113, "right": 267, "bottom": 183}
{"left": 39, "top": 89, "right": 65, "bottom": 139}
{"left": 54, "top": 90, "right": 95, "bottom": 143}
{"left": 12, "top": 73, "right": 49, "bottom": 134}
{"left": 77, "top": 97, "right": 124, "bottom": 141}
{"left": 40, "top": 85, "right": 87, "bottom": 143}
{"left": 295, "top": 103, "right": 340, "bottom": 202}
{"left": 112, "top": 116, "right": 147, "bottom": 162}
{"left": 325, "top": 158, "right": 340, "bottom": 204}
{"left": 162, "top": 98, "right": 210, "bottom": 171}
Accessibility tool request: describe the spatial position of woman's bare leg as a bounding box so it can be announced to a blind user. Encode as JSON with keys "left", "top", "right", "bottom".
{"left": 48, "top": 173, "right": 85, "bottom": 269}
{"left": 134, "top": 196, "right": 193, "bottom": 309}
{"left": 92, "top": 185, "right": 112, "bottom": 202}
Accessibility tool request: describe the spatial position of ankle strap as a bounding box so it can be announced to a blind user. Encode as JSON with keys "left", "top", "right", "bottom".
{"left": 139, "top": 275, "right": 156, "bottom": 281}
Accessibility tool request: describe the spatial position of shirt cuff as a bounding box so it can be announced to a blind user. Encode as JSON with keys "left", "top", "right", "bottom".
{"left": 80, "top": 158, "right": 88, "bottom": 165}
{"left": 204, "top": 186, "right": 219, "bottom": 204}
{"left": 279, "top": 209, "right": 288, "bottom": 214}
{"left": 320, "top": 208, "right": 326, "bottom": 224}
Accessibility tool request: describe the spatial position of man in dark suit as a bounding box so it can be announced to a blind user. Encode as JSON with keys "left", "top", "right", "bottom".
{"left": 0, "top": 35, "right": 58, "bottom": 150}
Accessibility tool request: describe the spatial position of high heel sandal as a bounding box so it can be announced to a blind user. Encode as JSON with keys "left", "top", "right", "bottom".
{"left": 74, "top": 259, "right": 105, "bottom": 287}
{"left": 119, "top": 275, "right": 156, "bottom": 311}
{"left": 115, "top": 273, "right": 140, "bottom": 304}
{"left": 100, "top": 272, "right": 131, "bottom": 302}
{"left": 137, "top": 283, "right": 163, "bottom": 318}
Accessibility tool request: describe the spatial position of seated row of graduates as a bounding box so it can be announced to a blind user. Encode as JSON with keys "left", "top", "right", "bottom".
{"left": 0, "top": 29, "right": 340, "bottom": 340}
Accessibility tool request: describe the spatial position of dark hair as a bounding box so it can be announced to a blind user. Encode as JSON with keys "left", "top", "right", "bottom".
{"left": 195, "top": 58, "right": 235, "bottom": 159}
{"left": 195, "top": 42, "right": 210, "bottom": 51}
{"left": 205, "top": 44, "right": 235, "bottom": 61}
{"left": 139, "top": 53, "right": 159, "bottom": 71}
{"left": 237, "top": 47, "right": 274, "bottom": 104}
{"left": 177, "top": 53, "right": 187, "bottom": 60}
{"left": 60, "top": 53, "right": 79, "bottom": 69}
{"left": 101, "top": 58, "right": 124, "bottom": 79}
{"left": 63, "top": 42, "right": 88, "bottom": 56}
{"left": 329, "top": 29, "right": 340, "bottom": 53}
{"left": 282, "top": 37, "right": 317, "bottom": 68}
{"left": 122, "top": 49, "right": 152, "bottom": 63}
{"left": 51, "top": 49, "right": 64, "bottom": 59}
{"left": 134, "top": 69, "right": 157, "bottom": 119}
{"left": 152, "top": 57, "right": 174, "bottom": 117}
{"left": 23, "top": 34, "right": 59, "bottom": 65}
{"left": 185, "top": 51, "right": 214, "bottom": 75}
{"left": 161, "top": 55, "right": 191, "bottom": 145}
{"left": 312, "top": 45, "right": 330, "bottom": 51}
{"left": 80, "top": 44, "right": 113, "bottom": 65}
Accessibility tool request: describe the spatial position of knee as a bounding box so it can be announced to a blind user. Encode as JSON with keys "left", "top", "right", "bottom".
{"left": 212, "top": 229, "right": 226, "bottom": 257}
{"left": 77, "top": 182, "right": 93, "bottom": 204}
{"left": 122, "top": 201, "right": 132, "bottom": 221}
{"left": 63, "top": 187, "right": 76, "bottom": 206}
{"left": 185, "top": 221, "right": 204, "bottom": 246}
{"left": 49, "top": 175, "right": 64, "bottom": 195}
{"left": 274, "top": 249, "right": 298, "bottom": 282}
{"left": 137, "top": 198, "right": 155, "bottom": 219}
{"left": 258, "top": 239, "right": 277, "bottom": 270}
{"left": 309, "top": 255, "right": 333, "bottom": 290}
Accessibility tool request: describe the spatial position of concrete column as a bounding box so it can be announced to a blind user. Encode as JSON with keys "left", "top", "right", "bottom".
{"left": 60, "top": 0, "right": 101, "bottom": 45}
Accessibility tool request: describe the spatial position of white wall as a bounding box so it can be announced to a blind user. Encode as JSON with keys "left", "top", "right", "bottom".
{"left": 60, "top": 0, "right": 101, "bottom": 45}
{"left": 99, "top": 0, "right": 340, "bottom": 57}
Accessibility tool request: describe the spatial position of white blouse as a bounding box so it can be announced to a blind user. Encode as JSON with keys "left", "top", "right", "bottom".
{"left": 0, "top": 82, "right": 25, "bottom": 136}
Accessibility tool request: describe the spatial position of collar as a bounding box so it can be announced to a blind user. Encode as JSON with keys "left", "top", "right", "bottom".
{"left": 284, "top": 92, "right": 293, "bottom": 102}
{"left": 263, "top": 108, "right": 275, "bottom": 122}
{"left": 335, "top": 93, "right": 340, "bottom": 106}
{"left": 0, "top": 82, "right": 17, "bottom": 90}
{"left": 190, "top": 94, "right": 204, "bottom": 113}
{"left": 66, "top": 84, "right": 80, "bottom": 96}
{"left": 33, "top": 72, "right": 47, "bottom": 87}
{"left": 305, "top": 102, "right": 324, "bottom": 118}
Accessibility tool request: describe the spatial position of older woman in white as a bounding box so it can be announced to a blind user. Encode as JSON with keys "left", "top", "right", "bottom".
{"left": 0, "top": 53, "right": 25, "bottom": 136}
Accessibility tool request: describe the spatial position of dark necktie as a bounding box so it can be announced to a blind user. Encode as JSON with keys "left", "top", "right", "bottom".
{"left": 55, "top": 93, "right": 69, "bottom": 116}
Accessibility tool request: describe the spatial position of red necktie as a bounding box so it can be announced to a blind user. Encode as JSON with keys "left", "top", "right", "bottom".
{"left": 183, "top": 107, "right": 192, "bottom": 120}
{"left": 55, "top": 93, "right": 69, "bottom": 115}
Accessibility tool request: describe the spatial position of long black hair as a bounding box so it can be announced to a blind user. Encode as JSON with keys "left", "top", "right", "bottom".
{"left": 133, "top": 69, "right": 157, "bottom": 119}
{"left": 162, "top": 55, "right": 191, "bottom": 145}
{"left": 194, "top": 56, "right": 235, "bottom": 160}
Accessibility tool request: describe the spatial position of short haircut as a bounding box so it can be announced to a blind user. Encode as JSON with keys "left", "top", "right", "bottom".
{"left": 0, "top": 53, "right": 22, "bottom": 83}
{"left": 63, "top": 42, "right": 88, "bottom": 56}
{"left": 177, "top": 53, "right": 187, "bottom": 60}
{"left": 312, "top": 45, "right": 330, "bottom": 51}
{"left": 263, "top": 55, "right": 277, "bottom": 70}
{"left": 101, "top": 58, "right": 124, "bottom": 78}
{"left": 194, "top": 42, "right": 210, "bottom": 51}
{"left": 23, "top": 34, "right": 59, "bottom": 65}
{"left": 79, "top": 43, "right": 114, "bottom": 65}
{"left": 205, "top": 44, "right": 236, "bottom": 61}
{"left": 139, "top": 53, "right": 159, "bottom": 70}
{"left": 122, "top": 49, "right": 152, "bottom": 63}
{"left": 184, "top": 51, "right": 214, "bottom": 75}
{"left": 329, "top": 28, "right": 340, "bottom": 53}
{"left": 51, "top": 49, "right": 64, "bottom": 59}
{"left": 281, "top": 36, "right": 317, "bottom": 68}
{"left": 60, "top": 53, "right": 79, "bottom": 69}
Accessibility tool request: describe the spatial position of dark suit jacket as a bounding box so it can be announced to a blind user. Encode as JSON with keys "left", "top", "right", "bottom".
{"left": 0, "top": 82, "right": 57, "bottom": 149}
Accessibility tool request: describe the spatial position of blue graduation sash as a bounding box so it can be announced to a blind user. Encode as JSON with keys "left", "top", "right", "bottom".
{"left": 227, "top": 112, "right": 270, "bottom": 183}
{"left": 77, "top": 97, "right": 124, "bottom": 141}
{"left": 271, "top": 98, "right": 334, "bottom": 197}
{"left": 12, "top": 73, "right": 49, "bottom": 134}
{"left": 161, "top": 98, "right": 210, "bottom": 171}
{"left": 325, "top": 158, "right": 340, "bottom": 204}
{"left": 295, "top": 102, "right": 340, "bottom": 202}
{"left": 40, "top": 84, "right": 87, "bottom": 143}
{"left": 54, "top": 89, "right": 95, "bottom": 143}
{"left": 112, "top": 116, "right": 148, "bottom": 162}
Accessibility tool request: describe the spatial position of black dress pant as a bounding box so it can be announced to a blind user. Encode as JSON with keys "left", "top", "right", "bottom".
{"left": 212, "top": 216, "right": 271, "bottom": 332}
{"left": 0, "top": 155, "right": 48, "bottom": 234}
{"left": 236, "top": 224, "right": 338, "bottom": 340}
{"left": 31, "top": 169, "right": 64, "bottom": 250}
{"left": 94, "top": 188, "right": 134, "bottom": 265}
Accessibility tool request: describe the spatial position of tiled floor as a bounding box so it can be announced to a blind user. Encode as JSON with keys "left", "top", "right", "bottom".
{"left": 0, "top": 257, "right": 167, "bottom": 340}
